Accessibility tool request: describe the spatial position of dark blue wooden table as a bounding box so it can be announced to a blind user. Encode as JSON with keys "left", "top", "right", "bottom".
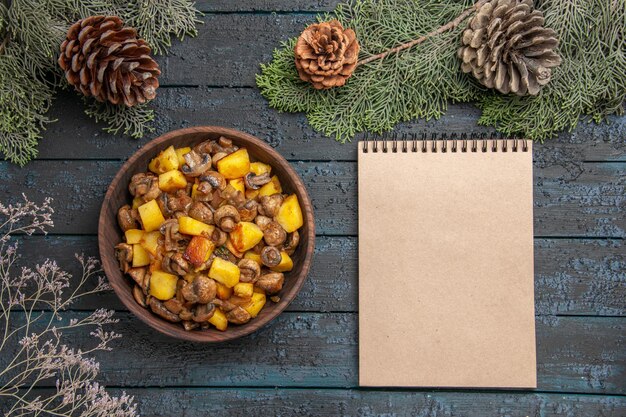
{"left": 1, "top": 1, "right": 624, "bottom": 415}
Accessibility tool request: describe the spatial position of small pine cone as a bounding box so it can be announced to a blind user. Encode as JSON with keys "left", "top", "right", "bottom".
{"left": 458, "top": 0, "right": 561, "bottom": 96}
{"left": 294, "top": 20, "right": 359, "bottom": 90}
{"left": 58, "top": 15, "right": 161, "bottom": 107}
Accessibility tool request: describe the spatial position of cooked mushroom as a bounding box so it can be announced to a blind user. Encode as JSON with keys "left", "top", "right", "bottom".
{"left": 210, "top": 228, "right": 228, "bottom": 247}
{"left": 192, "top": 303, "right": 216, "bottom": 322}
{"left": 182, "top": 150, "right": 212, "bottom": 177}
{"left": 218, "top": 136, "right": 233, "bottom": 149}
{"left": 212, "top": 152, "right": 228, "bottom": 167}
{"left": 225, "top": 306, "right": 251, "bottom": 324}
{"left": 188, "top": 201, "right": 214, "bottom": 224}
{"left": 221, "top": 184, "right": 245, "bottom": 208}
{"left": 263, "top": 221, "right": 287, "bottom": 246}
{"left": 127, "top": 267, "right": 147, "bottom": 287}
{"left": 238, "top": 259, "right": 261, "bottom": 283}
{"left": 282, "top": 230, "right": 300, "bottom": 255}
{"left": 179, "top": 309, "right": 194, "bottom": 321}
{"left": 132, "top": 285, "right": 147, "bottom": 307}
{"left": 256, "top": 272, "right": 284, "bottom": 295}
{"left": 117, "top": 205, "right": 139, "bottom": 231}
{"left": 115, "top": 243, "right": 133, "bottom": 273}
{"left": 251, "top": 240, "right": 266, "bottom": 254}
{"left": 214, "top": 205, "right": 240, "bottom": 232}
{"left": 163, "top": 298, "right": 184, "bottom": 314}
{"left": 254, "top": 215, "right": 272, "bottom": 230}
{"left": 162, "top": 252, "right": 190, "bottom": 275}
{"left": 239, "top": 200, "right": 258, "bottom": 222}
{"left": 209, "top": 189, "right": 225, "bottom": 209}
{"left": 160, "top": 219, "right": 185, "bottom": 252}
{"left": 258, "top": 194, "right": 284, "bottom": 217}
{"left": 260, "top": 246, "right": 282, "bottom": 267}
{"left": 167, "top": 189, "right": 192, "bottom": 214}
{"left": 181, "top": 275, "right": 216, "bottom": 304}
{"left": 149, "top": 298, "right": 181, "bottom": 322}
{"left": 200, "top": 171, "right": 227, "bottom": 191}
{"left": 128, "top": 173, "right": 161, "bottom": 201}
{"left": 182, "top": 320, "right": 199, "bottom": 331}
{"left": 244, "top": 172, "right": 271, "bottom": 190}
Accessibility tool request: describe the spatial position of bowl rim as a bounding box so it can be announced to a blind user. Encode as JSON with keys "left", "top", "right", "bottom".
{"left": 98, "top": 126, "right": 315, "bottom": 343}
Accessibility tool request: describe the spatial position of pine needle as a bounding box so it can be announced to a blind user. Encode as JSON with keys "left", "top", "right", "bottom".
{"left": 256, "top": 0, "right": 626, "bottom": 142}
{"left": 0, "top": 0, "right": 201, "bottom": 165}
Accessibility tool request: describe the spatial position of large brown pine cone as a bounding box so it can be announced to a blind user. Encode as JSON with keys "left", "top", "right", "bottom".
{"left": 294, "top": 20, "right": 359, "bottom": 90}
{"left": 58, "top": 15, "right": 161, "bottom": 107}
{"left": 458, "top": 0, "right": 561, "bottom": 96}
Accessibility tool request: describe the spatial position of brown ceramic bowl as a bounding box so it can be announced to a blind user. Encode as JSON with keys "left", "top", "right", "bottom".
{"left": 98, "top": 126, "right": 315, "bottom": 342}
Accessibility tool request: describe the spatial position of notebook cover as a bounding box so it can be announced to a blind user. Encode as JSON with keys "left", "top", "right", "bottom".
{"left": 358, "top": 139, "right": 536, "bottom": 388}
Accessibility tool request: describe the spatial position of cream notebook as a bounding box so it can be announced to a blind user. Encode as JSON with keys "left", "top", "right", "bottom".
{"left": 358, "top": 137, "right": 536, "bottom": 388}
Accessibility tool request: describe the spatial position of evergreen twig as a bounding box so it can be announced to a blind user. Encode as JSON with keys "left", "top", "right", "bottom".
{"left": 358, "top": 0, "right": 488, "bottom": 67}
{"left": 0, "top": 0, "right": 200, "bottom": 166}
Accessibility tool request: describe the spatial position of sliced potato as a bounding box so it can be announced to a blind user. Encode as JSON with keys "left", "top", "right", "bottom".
{"left": 184, "top": 236, "right": 215, "bottom": 267}
{"left": 140, "top": 231, "right": 161, "bottom": 256}
{"left": 178, "top": 216, "right": 215, "bottom": 237}
{"left": 132, "top": 244, "right": 151, "bottom": 267}
{"left": 249, "top": 162, "right": 271, "bottom": 176}
{"left": 158, "top": 170, "right": 188, "bottom": 193}
{"left": 138, "top": 200, "right": 165, "bottom": 232}
{"left": 243, "top": 292, "right": 266, "bottom": 318}
{"left": 208, "top": 257, "right": 240, "bottom": 288}
{"left": 175, "top": 147, "right": 192, "bottom": 166}
{"left": 132, "top": 197, "right": 143, "bottom": 209}
{"left": 229, "top": 221, "right": 264, "bottom": 252}
{"left": 234, "top": 282, "right": 254, "bottom": 299}
{"left": 244, "top": 251, "right": 262, "bottom": 265}
{"left": 258, "top": 175, "right": 282, "bottom": 197}
{"left": 149, "top": 146, "right": 179, "bottom": 174}
{"left": 208, "top": 308, "right": 228, "bottom": 331}
{"left": 275, "top": 194, "right": 303, "bottom": 233}
{"left": 125, "top": 229, "right": 144, "bottom": 244}
{"left": 217, "top": 148, "right": 250, "bottom": 179}
{"left": 229, "top": 178, "right": 245, "bottom": 194}
{"left": 150, "top": 270, "right": 178, "bottom": 300}
{"left": 216, "top": 281, "right": 233, "bottom": 300}
{"left": 270, "top": 251, "right": 293, "bottom": 272}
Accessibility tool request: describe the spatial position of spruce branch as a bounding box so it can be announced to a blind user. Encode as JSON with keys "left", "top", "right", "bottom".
{"left": 358, "top": 0, "right": 488, "bottom": 67}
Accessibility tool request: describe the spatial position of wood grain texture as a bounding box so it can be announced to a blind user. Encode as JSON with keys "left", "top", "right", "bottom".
{"left": 38, "top": 89, "right": 626, "bottom": 162}
{"left": 1, "top": 160, "right": 623, "bottom": 237}
{"left": 4, "top": 312, "right": 624, "bottom": 394}
{"left": 5, "top": 389, "right": 624, "bottom": 417}
{"left": 97, "top": 127, "right": 315, "bottom": 342}
{"left": 14, "top": 235, "right": 626, "bottom": 316}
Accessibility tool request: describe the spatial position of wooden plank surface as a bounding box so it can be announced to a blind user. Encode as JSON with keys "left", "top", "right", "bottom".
{"left": 4, "top": 312, "right": 624, "bottom": 394}
{"left": 6, "top": 389, "right": 624, "bottom": 417}
{"left": 39, "top": 89, "right": 626, "bottom": 162}
{"left": 1, "top": 1, "right": 624, "bottom": 414}
{"left": 1, "top": 160, "right": 623, "bottom": 237}
{"left": 14, "top": 235, "right": 626, "bottom": 316}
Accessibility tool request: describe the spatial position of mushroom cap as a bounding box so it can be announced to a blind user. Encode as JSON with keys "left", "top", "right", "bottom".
{"left": 260, "top": 246, "right": 282, "bottom": 267}
{"left": 282, "top": 230, "right": 300, "bottom": 255}
{"left": 256, "top": 272, "right": 285, "bottom": 295}
{"left": 192, "top": 303, "right": 216, "bottom": 322}
{"left": 259, "top": 194, "right": 284, "bottom": 217}
{"left": 181, "top": 275, "right": 217, "bottom": 304}
{"left": 115, "top": 243, "right": 133, "bottom": 272}
{"left": 149, "top": 297, "right": 181, "bottom": 322}
{"left": 263, "top": 221, "right": 287, "bottom": 246}
{"left": 117, "top": 205, "right": 139, "bottom": 231}
{"left": 244, "top": 172, "right": 271, "bottom": 190}
{"left": 182, "top": 150, "right": 212, "bottom": 177}
{"left": 188, "top": 201, "right": 214, "bottom": 225}
{"left": 214, "top": 205, "right": 240, "bottom": 232}
{"left": 237, "top": 258, "right": 261, "bottom": 283}
{"left": 200, "top": 171, "right": 227, "bottom": 191}
{"left": 225, "top": 306, "right": 251, "bottom": 324}
{"left": 239, "top": 200, "right": 258, "bottom": 222}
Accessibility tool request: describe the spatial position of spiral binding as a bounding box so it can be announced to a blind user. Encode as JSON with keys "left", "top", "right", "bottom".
{"left": 360, "top": 132, "right": 528, "bottom": 153}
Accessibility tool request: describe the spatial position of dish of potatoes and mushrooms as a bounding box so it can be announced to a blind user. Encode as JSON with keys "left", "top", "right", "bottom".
{"left": 115, "top": 137, "right": 304, "bottom": 332}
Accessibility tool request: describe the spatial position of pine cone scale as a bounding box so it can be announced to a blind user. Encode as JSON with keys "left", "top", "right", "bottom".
{"left": 59, "top": 15, "right": 160, "bottom": 107}
{"left": 459, "top": 0, "right": 561, "bottom": 96}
